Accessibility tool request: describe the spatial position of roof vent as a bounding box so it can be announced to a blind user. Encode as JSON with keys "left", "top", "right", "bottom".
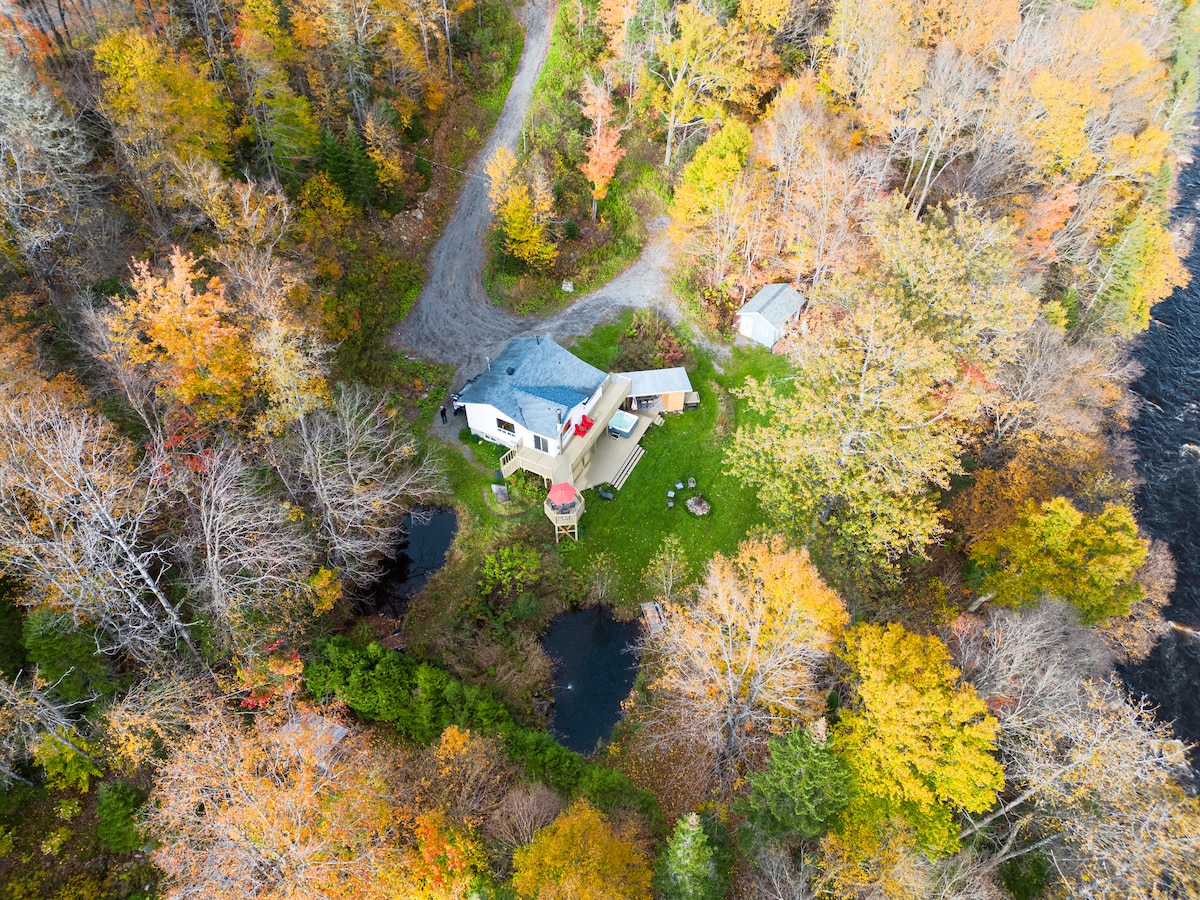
{"left": 506, "top": 366, "right": 516, "bottom": 376}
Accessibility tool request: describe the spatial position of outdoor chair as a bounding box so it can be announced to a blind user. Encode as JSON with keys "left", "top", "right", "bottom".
{"left": 688, "top": 477, "right": 696, "bottom": 489}
{"left": 667, "top": 499, "right": 674, "bottom": 509}
{"left": 667, "top": 489, "right": 675, "bottom": 499}
{"left": 675, "top": 480, "right": 684, "bottom": 490}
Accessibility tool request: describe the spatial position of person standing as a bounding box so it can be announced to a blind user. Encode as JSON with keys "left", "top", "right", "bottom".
{"left": 440, "top": 405, "right": 448, "bottom": 424}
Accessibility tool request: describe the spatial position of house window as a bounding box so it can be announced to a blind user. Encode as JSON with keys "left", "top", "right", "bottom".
{"left": 497, "top": 418, "right": 516, "bottom": 435}
{"left": 533, "top": 435, "right": 549, "bottom": 453}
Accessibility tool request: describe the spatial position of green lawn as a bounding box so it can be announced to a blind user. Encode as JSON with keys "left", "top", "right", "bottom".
{"left": 558, "top": 343, "right": 793, "bottom": 612}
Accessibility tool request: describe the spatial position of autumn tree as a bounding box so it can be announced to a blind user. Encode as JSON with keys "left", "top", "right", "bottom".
{"left": 421, "top": 725, "right": 513, "bottom": 830}
{"left": 985, "top": 323, "right": 1116, "bottom": 448}
{"left": 672, "top": 120, "right": 752, "bottom": 228}
{"left": 233, "top": 0, "right": 321, "bottom": 181}
{"left": 754, "top": 75, "right": 882, "bottom": 288}
{"left": 252, "top": 316, "right": 332, "bottom": 437}
{"left": 1085, "top": 209, "right": 1188, "bottom": 338}
{"left": 290, "top": 0, "right": 392, "bottom": 125}
{"left": 867, "top": 194, "right": 1038, "bottom": 373}
{"left": 643, "top": 538, "right": 848, "bottom": 788}
{"left": 93, "top": 29, "right": 231, "bottom": 216}
{"left": 1006, "top": 682, "right": 1200, "bottom": 900}
{"left": 511, "top": 798, "right": 653, "bottom": 900}
{"left": 726, "top": 296, "right": 969, "bottom": 570}
{"left": 0, "top": 50, "right": 91, "bottom": 285}
{"left": 892, "top": 45, "right": 992, "bottom": 212}
{"left": 646, "top": 3, "right": 778, "bottom": 166}
{"left": 99, "top": 675, "right": 208, "bottom": 775}
{"left": 821, "top": 0, "right": 926, "bottom": 137}
{"left": 177, "top": 447, "right": 335, "bottom": 660}
{"left": 105, "top": 248, "right": 255, "bottom": 427}
{"left": 755, "top": 75, "right": 882, "bottom": 287}
{"left": 953, "top": 610, "right": 1200, "bottom": 899}
{"left": 671, "top": 121, "right": 773, "bottom": 310}
{"left": 579, "top": 74, "right": 626, "bottom": 222}
{"left": 970, "top": 497, "right": 1148, "bottom": 624}
{"left": 0, "top": 667, "right": 97, "bottom": 787}
{"left": 146, "top": 707, "right": 412, "bottom": 899}
{"left": 644, "top": 533, "right": 690, "bottom": 603}
{"left": 0, "top": 395, "right": 198, "bottom": 662}
{"left": 278, "top": 383, "right": 446, "bottom": 586}
{"left": 486, "top": 147, "right": 557, "bottom": 270}
{"left": 835, "top": 623, "right": 1004, "bottom": 855}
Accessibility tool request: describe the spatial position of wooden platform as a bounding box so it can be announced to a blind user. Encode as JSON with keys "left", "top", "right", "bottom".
{"left": 640, "top": 601, "right": 666, "bottom": 635}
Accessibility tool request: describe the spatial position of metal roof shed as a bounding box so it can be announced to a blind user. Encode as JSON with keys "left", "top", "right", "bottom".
{"left": 617, "top": 366, "right": 694, "bottom": 412}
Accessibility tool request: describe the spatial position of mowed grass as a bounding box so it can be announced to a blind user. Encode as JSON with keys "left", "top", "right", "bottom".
{"left": 559, "top": 342, "right": 793, "bottom": 613}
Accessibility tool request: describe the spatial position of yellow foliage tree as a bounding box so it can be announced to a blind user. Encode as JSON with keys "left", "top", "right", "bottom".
{"left": 485, "top": 147, "right": 557, "bottom": 270}
{"left": 835, "top": 623, "right": 1003, "bottom": 856}
{"left": 93, "top": 29, "right": 231, "bottom": 208}
{"left": 511, "top": 798, "right": 653, "bottom": 900}
{"left": 644, "top": 537, "right": 848, "bottom": 789}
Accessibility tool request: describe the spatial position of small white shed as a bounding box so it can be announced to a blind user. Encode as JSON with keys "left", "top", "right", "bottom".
{"left": 737, "top": 284, "right": 805, "bottom": 348}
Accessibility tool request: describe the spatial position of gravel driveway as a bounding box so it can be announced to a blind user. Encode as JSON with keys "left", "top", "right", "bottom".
{"left": 390, "top": 0, "right": 677, "bottom": 382}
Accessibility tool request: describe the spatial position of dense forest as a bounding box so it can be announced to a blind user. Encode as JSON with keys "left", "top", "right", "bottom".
{"left": 1, "top": 0, "right": 1200, "bottom": 895}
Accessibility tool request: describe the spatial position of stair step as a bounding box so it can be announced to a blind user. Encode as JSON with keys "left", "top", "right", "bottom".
{"left": 610, "top": 446, "right": 645, "bottom": 491}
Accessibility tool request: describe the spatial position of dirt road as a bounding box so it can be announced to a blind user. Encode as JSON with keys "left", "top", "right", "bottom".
{"left": 391, "top": 0, "right": 676, "bottom": 381}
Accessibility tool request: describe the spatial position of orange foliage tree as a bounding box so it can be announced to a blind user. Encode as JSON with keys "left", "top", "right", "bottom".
{"left": 579, "top": 74, "right": 626, "bottom": 222}
{"left": 146, "top": 708, "right": 413, "bottom": 899}
{"left": 106, "top": 247, "right": 255, "bottom": 427}
{"left": 643, "top": 537, "right": 848, "bottom": 790}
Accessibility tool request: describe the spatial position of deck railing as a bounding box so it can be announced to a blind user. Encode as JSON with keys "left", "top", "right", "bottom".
{"left": 500, "top": 445, "right": 555, "bottom": 481}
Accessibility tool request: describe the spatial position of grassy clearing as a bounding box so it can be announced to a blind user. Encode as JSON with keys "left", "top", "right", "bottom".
{"left": 557, "top": 338, "right": 793, "bottom": 614}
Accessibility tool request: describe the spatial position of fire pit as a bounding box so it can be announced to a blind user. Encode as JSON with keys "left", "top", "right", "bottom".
{"left": 686, "top": 494, "right": 710, "bottom": 516}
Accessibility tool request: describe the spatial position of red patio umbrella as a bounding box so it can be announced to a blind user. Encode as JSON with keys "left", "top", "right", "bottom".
{"left": 548, "top": 482, "right": 577, "bottom": 505}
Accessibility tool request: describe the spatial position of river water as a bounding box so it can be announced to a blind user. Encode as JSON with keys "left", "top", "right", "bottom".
{"left": 1121, "top": 152, "right": 1200, "bottom": 757}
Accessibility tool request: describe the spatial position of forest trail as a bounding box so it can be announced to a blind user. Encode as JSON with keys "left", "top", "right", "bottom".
{"left": 391, "top": 0, "right": 675, "bottom": 379}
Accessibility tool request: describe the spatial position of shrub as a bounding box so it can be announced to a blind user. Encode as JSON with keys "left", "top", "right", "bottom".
{"left": 305, "top": 638, "right": 660, "bottom": 808}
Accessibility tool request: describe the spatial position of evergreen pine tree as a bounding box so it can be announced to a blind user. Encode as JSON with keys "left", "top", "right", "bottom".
{"left": 318, "top": 127, "right": 352, "bottom": 197}
{"left": 343, "top": 122, "right": 378, "bottom": 208}
{"left": 737, "top": 727, "right": 851, "bottom": 847}
{"left": 654, "top": 813, "right": 721, "bottom": 900}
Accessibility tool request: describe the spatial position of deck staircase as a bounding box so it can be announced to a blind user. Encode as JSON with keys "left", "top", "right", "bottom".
{"left": 610, "top": 445, "right": 645, "bottom": 490}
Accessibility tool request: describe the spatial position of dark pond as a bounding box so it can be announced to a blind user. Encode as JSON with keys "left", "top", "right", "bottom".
{"left": 542, "top": 607, "right": 642, "bottom": 755}
{"left": 1123, "top": 149, "right": 1200, "bottom": 768}
{"left": 366, "top": 507, "right": 458, "bottom": 617}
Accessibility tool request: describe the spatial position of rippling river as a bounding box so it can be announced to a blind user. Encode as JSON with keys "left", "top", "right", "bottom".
{"left": 1122, "top": 151, "right": 1200, "bottom": 758}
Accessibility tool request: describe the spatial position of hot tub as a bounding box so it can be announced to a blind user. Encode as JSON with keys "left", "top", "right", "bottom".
{"left": 608, "top": 409, "right": 638, "bottom": 438}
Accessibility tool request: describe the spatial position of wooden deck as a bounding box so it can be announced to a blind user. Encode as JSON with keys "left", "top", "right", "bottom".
{"left": 545, "top": 494, "right": 585, "bottom": 542}
{"left": 500, "top": 373, "right": 633, "bottom": 485}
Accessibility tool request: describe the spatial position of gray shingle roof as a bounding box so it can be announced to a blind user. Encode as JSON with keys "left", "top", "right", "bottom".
{"left": 740, "top": 283, "right": 805, "bottom": 328}
{"left": 457, "top": 336, "right": 606, "bottom": 437}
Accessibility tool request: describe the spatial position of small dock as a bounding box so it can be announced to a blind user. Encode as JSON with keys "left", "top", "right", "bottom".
{"left": 640, "top": 601, "right": 666, "bottom": 635}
